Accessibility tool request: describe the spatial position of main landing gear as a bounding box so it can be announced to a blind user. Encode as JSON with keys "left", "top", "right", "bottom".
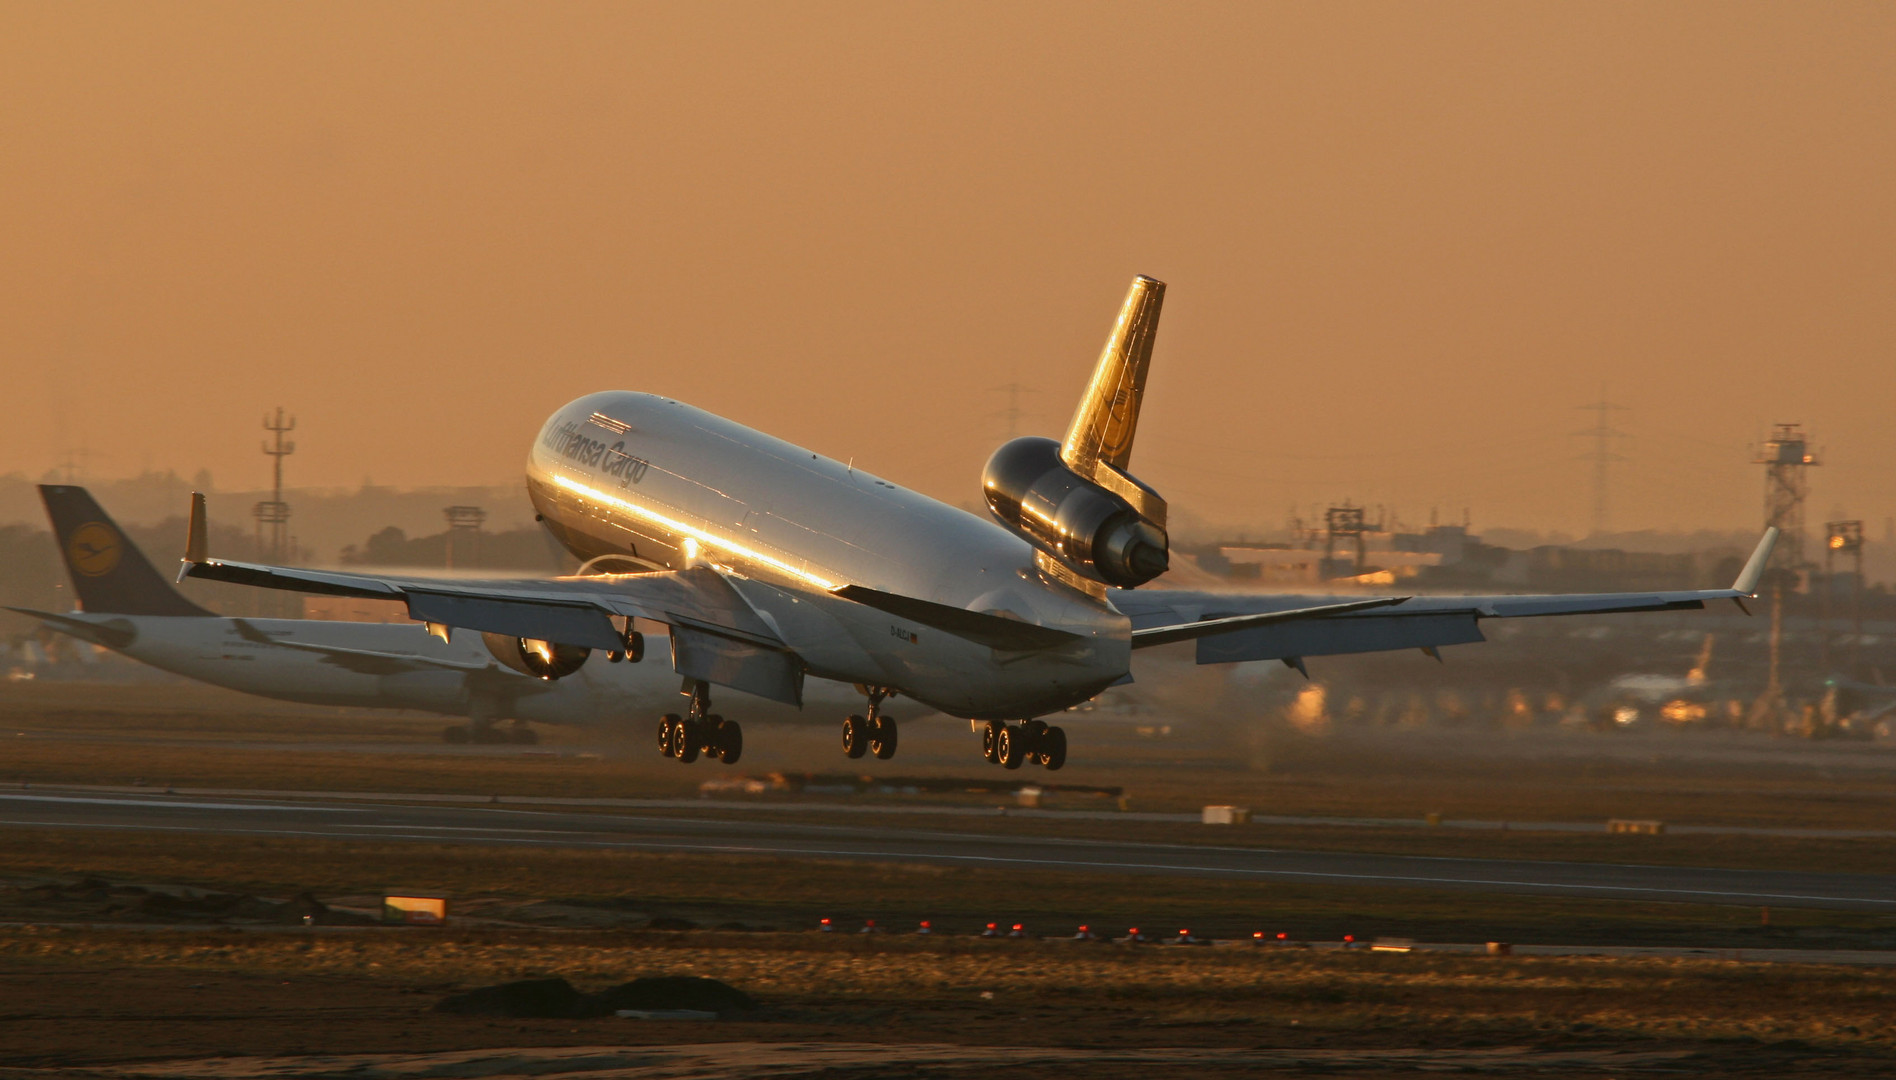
{"left": 981, "top": 719, "right": 1066, "bottom": 771}
{"left": 658, "top": 679, "right": 742, "bottom": 765}
{"left": 606, "top": 623, "right": 646, "bottom": 663}
{"left": 842, "top": 687, "right": 898, "bottom": 761}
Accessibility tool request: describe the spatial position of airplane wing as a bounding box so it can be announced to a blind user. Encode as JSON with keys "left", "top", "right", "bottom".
{"left": 1118, "top": 528, "right": 1777, "bottom": 667}
{"left": 174, "top": 493, "right": 1079, "bottom": 704}
{"left": 180, "top": 495, "right": 782, "bottom": 651}
{"left": 226, "top": 618, "right": 501, "bottom": 675}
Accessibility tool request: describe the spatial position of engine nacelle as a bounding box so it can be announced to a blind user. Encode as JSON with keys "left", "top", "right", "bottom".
{"left": 982, "top": 436, "right": 1169, "bottom": 588}
{"left": 482, "top": 632, "right": 592, "bottom": 680}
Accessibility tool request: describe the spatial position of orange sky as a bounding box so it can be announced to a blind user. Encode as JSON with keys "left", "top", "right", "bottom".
{"left": 3, "top": 3, "right": 1892, "bottom": 538}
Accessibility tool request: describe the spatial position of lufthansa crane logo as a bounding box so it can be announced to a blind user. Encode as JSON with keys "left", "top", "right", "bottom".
{"left": 68, "top": 522, "right": 123, "bottom": 577}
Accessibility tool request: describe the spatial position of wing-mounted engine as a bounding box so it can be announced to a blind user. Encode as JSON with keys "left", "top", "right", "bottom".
{"left": 482, "top": 632, "right": 591, "bottom": 680}
{"left": 982, "top": 274, "right": 1172, "bottom": 589}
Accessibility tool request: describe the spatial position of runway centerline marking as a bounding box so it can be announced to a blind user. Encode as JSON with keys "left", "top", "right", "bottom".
{"left": 4, "top": 817, "right": 1891, "bottom": 909}
{"left": 0, "top": 793, "right": 361, "bottom": 813}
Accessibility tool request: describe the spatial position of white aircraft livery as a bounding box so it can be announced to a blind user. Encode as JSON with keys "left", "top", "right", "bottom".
{"left": 19, "top": 485, "right": 883, "bottom": 752}
{"left": 181, "top": 276, "right": 1777, "bottom": 771}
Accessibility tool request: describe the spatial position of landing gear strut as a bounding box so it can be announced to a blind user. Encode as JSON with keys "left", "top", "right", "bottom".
{"left": 607, "top": 622, "right": 646, "bottom": 663}
{"left": 843, "top": 687, "right": 898, "bottom": 761}
{"left": 981, "top": 720, "right": 1065, "bottom": 771}
{"left": 658, "top": 679, "right": 741, "bottom": 765}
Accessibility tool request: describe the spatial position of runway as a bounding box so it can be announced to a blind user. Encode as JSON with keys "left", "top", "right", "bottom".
{"left": 4, "top": 788, "right": 1894, "bottom": 911}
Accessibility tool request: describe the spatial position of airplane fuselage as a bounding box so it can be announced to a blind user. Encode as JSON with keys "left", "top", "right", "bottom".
{"left": 524, "top": 392, "right": 1130, "bottom": 719}
{"left": 45, "top": 612, "right": 877, "bottom": 727}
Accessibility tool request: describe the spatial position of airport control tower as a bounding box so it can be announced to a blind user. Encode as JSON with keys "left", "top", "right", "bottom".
{"left": 1753, "top": 423, "right": 1819, "bottom": 579}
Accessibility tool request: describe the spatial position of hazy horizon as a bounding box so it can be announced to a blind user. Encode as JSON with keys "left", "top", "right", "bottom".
{"left": 5, "top": 3, "right": 1892, "bottom": 538}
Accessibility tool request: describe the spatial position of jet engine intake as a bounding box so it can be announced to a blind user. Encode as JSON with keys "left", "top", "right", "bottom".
{"left": 482, "top": 632, "right": 592, "bottom": 680}
{"left": 982, "top": 436, "right": 1169, "bottom": 587}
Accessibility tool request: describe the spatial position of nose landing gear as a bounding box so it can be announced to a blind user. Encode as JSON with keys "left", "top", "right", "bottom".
{"left": 842, "top": 687, "right": 898, "bottom": 760}
{"left": 980, "top": 720, "right": 1066, "bottom": 771}
{"left": 658, "top": 680, "right": 741, "bottom": 765}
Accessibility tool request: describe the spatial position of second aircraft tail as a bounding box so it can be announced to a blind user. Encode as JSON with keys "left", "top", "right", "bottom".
{"left": 39, "top": 485, "right": 214, "bottom": 617}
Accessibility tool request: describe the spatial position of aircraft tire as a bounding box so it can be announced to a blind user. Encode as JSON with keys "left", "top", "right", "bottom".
{"left": 1040, "top": 725, "right": 1067, "bottom": 771}
{"left": 982, "top": 720, "right": 1004, "bottom": 763}
{"left": 509, "top": 725, "right": 539, "bottom": 745}
{"left": 443, "top": 725, "right": 470, "bottom": 744}
{"left": 659, "top": 714, "right": 681, "bottom": 757}
{"left": 842, "top": 714, "right": 869, "bottom": 759}
{"left": 716, "top": 719, "right": 743, "bottom": 764}
{"left": 625, "top": 630, "right": 645, "bottom": 663}
{"left": 997, "top": 725, "right": 1025, "bottom": 770}
{"left": 869, "top": 716, "right": 898, "bottom": 760}
{"left": 676, "top": 718, "right": 701, "bottom": 763}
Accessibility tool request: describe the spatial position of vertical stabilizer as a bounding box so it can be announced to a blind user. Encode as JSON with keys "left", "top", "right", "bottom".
{"left": 39, "top": 485, "right": 213, "bottom": 617}
{"left": 1063, "top": 275, "right": 1165, "bottom": 476}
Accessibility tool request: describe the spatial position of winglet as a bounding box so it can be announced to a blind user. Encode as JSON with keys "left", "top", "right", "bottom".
{"left": 1731, "top": 527, "right": 1779, "bottom": 596}
{"left": 179, "top": 492, "right": 209, "bottom": 582}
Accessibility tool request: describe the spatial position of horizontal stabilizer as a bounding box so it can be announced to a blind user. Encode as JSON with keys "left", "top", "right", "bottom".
{"left": 833, "top": 585, "right": 1085, "bottom": 652}
{"left": 7, "top": 608, "right": 138, "bottom": 650}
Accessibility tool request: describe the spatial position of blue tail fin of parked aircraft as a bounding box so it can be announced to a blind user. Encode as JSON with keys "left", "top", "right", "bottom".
{"left": 39, "top": 485, "right": 213, "bottom": 617}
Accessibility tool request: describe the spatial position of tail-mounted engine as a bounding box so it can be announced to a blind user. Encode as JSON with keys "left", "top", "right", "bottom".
{"left": 983, "top": 436, "right": 1168, "bottom": 588}
{"left": 984, "top": 274, "right": 1175, "bottom": 590}
{"left": 483, "top": 632, "right": 591, "bottom": 680}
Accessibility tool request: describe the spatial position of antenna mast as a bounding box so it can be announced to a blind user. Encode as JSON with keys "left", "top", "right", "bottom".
{"left": 1573, "top": 390, "right": 1628, "bottom": 537}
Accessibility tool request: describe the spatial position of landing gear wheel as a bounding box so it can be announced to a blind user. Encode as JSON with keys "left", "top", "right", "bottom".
{"left": 983, "top": 720, "right": 1004, "bottom": 763}
{"left": 842, "top": 714, "right": 869, "bottom": 759}
{"left": 997, "top": 724, "right": 1025, "bottom": 770}
{"left": 508, "top": 724, "right": 539, "bottom": 745}
{"left": 1040, "top": 725, "right": 1067, "bottom": 771}
{"left": 676, "top": 718, "right": 701, "bottom": 763}
{"left": 624, "top": 630, "right": 645, "bottom": 663}
{"left": 443, "top": 725, "right": 470, "bottom": 744}
{"left": 869, "top": 716, "right": 898, "bottom": 760}
{"left": 658, "top": 713, "right": 681, "bottom": 757}
{"left": 714, "top": 718, "right": 743, "bottom": 764}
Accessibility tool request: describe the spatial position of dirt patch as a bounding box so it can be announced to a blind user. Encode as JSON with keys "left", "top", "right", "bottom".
{"left": 0, "top": 1041, "right": 1764, "bottom": 1078}
{"left": 435, "top": 976, "right": 755, "bottom": 1018}
{"left": 0, "top": 876, "right": 376, "bottom": 926}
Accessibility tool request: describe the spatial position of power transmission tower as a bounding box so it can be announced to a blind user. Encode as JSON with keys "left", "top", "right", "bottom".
{"left": 254, "top": 408, "right": 296, "bottom": 563}
{"left": 1573, "top": 391, "right": 1628, "bottom": 537}
{"left": 989, "top": 383, "right": 1039, "bottom": 440}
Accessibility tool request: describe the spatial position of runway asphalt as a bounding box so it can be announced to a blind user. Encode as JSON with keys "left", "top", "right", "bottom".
{"left": 3, "top": 788, "right": 1894, "bottom": 911}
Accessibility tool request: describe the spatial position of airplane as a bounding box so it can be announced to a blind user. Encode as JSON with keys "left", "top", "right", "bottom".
{"left": 15, "top": 485, "right": 895, "bottom": 751}
{"left": 178, "top": 275, "right": 1778, "bottom": 772}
